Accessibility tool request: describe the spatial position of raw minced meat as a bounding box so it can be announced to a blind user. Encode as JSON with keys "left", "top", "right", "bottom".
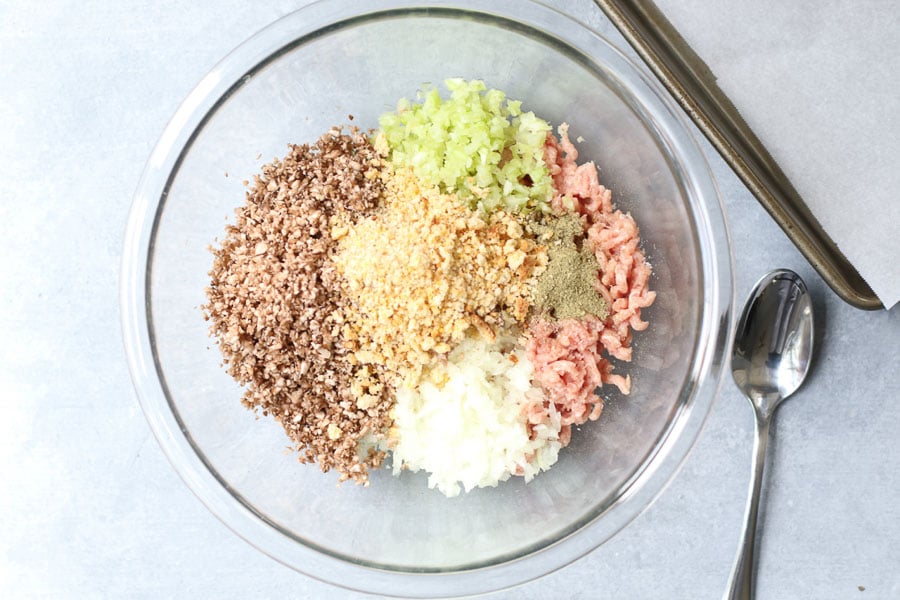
{"left": 523, "top": 125, "right": 656, "bottom": 446}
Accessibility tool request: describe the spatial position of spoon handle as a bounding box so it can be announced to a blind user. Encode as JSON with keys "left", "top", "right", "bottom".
{"left": 724, "top": 412, "right": 771, "bottom": 600}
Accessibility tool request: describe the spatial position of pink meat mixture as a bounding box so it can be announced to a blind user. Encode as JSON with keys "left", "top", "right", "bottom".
{"left": 524, "top": 125, "right": 656, "bottom": 446}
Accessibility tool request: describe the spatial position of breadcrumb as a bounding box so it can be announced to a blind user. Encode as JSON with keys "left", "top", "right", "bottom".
{"left": 333, "top": 167, "right": 548, "bottom": 387}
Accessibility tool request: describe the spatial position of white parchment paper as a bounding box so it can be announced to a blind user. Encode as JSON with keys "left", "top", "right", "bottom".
{"left": 654, "top": 0, "right": 900, "bottom": 308}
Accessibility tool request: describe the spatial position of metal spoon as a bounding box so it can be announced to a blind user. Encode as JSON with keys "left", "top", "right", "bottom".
{"left": 724, "top": 269, "right": 815, "bottom": 600}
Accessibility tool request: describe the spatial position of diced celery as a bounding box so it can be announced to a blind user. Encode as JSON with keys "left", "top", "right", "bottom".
{"left": 377, "top": 79, "right": 553, "bottom": 213}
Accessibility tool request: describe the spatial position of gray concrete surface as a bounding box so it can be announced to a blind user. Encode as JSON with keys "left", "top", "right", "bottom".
{"left": 1, "top": 1, "right": 897, "bottom": 598}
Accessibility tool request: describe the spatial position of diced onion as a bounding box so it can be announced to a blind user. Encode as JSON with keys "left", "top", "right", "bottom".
{"left": 390, "top": 336, "right": 561, "bottom": 497}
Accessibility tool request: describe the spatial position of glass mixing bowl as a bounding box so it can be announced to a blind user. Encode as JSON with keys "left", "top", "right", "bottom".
{"left": 121, "top": 0, "right": 733, "bottom": 596}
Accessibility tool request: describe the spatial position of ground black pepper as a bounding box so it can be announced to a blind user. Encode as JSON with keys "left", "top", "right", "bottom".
{"left": 533, "top": 213, "right": 608, "bottom": 321}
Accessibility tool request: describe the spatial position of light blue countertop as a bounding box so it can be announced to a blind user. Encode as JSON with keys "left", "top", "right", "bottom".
{"left": 1, "top": 1, "right": 897, "bottom": 598}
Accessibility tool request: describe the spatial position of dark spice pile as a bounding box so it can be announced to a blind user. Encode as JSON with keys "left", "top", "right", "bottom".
{"left": 202, "top": 127, "right": 393, "bottom": 484}
{"left": 533, "top": 213, "right": 608, "bottom": 321}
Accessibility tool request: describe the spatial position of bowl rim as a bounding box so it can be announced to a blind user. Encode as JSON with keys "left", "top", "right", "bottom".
{"left": 120, "top": 0, "right": 735, "bottom": 596}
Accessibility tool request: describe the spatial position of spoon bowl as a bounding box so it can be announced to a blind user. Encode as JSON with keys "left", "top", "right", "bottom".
{"left": 732, "top": 269, "right": 814, "bottom": 416}
{"left": 725, "top": 269, "right": 815, "bottom": 600}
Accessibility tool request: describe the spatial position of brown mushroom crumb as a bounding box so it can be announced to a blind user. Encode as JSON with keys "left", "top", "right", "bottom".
{"left": 202, "top": 127, "right": 393, "bottom": 484}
